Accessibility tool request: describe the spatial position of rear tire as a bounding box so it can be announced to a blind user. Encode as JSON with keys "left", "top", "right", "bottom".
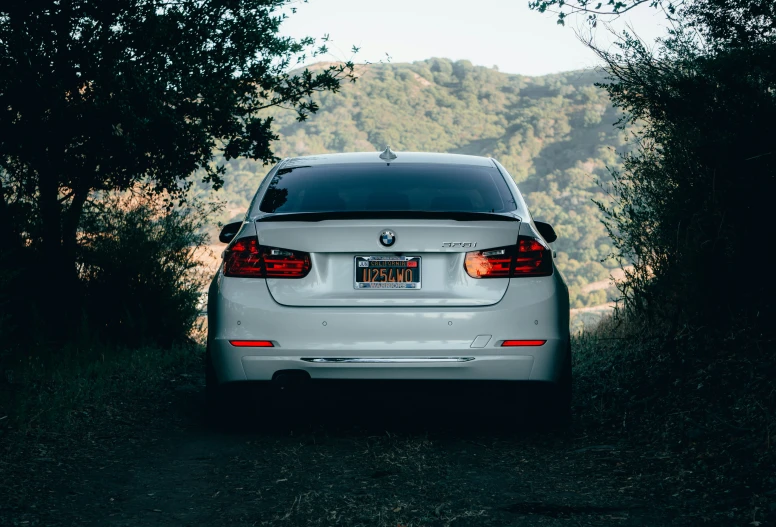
{"left": 531, "top": 345, "right": 572, "bottom": 428}
{"left": 551, "top": 347, "right": 573, "bottom": 424}
{"left": 205, "top": 346, "right": 224, "bottom": 425}
{"left": 205, "top": 346, "right": 217, "bottom": 400}
{"left": 205, "top": 349, "right": 237, "bottom": 431}
{"left": 205, "top": 347, "right": 250, "bottom": 431}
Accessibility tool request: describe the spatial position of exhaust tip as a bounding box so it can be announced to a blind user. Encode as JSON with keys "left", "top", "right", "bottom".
{"left": 271, "top": 370, "right": 311, "bottom": 389}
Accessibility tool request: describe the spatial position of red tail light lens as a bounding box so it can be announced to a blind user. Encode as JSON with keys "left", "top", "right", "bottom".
{"left": 501, "top": 340, "right": 547, "bottom": 347}
{"left": 464, "top": 236, "right": 552, "bottom": 278}
{"left": 224, "top": 236, "right": 311, "bottom": 278}
{"left": 224, "top": 237, "right": 265, "bottom": 278}
{"left": 513, "top": 236, "right": 553, "bottom": 277}
{"left": 229, "top": 340, "right": 274, "bottom": 347}
{"left": 263, "top": 248, "right": 312, "bottom": 278}
{"left": 464, "top": 247, "right": 513, "bottom": 278}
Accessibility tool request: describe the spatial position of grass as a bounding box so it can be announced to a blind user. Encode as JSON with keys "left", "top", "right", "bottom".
{"left": 572, "top": 315, "right": 776, "bottom": 523}
{"left": 0, "top": 341, "right": 201, "bottom": 524}
{"left": 1, "top": 314, "right": 774, "bottom": 525}
{"left": 0, "top": 316, "right": 208, "bottom": 437}
{"left": 0, "top": 342, "right": 203, "bottom": 441}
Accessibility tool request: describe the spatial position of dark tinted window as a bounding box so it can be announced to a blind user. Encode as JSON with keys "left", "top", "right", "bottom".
{"left": 258, "top": 163, "right": 517, "bottom": 213}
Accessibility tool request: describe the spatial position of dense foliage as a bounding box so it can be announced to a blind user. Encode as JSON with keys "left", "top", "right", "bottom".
{"left": 0, "top": 1, "right": 353, "bottom": 331}
{"left": 528, "top": 0, "right": 775, "bottom": 334}
{"left": 595, "top": 33, "right": 776, "bottom": 335}
{"left": 0, "top": 192, "right": 215, "bottom": 357}
{"left": 0, "top": 0, "right": 354, "bottom": 347}
{"left": 196, "top": 60, "right": 628, "bottom": 308}
{"left": 78, "top": 193, "right": 217, "bottom": 347}
{"left": 529, "top": 1, "right": 776, "bottom": 520}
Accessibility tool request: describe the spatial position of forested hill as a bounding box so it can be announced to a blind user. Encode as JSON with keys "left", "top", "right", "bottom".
{"left": 202, "top": 58, "right": 626, "bottom": 308}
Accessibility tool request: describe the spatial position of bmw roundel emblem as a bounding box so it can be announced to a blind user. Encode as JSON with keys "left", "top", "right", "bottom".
{"left": 379, "top": 230, "right": 395, "bottom": 247}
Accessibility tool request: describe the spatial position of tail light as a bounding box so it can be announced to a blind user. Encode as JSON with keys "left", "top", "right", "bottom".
{"left": 513, "top": 236, "right": 553, "bottom": 276}
{"left": 223, "top": 237, "right": 264, "bottom": 278}
{"left": 224, "top": 236, "right": 311, "bottom": 278}
{"left": 501, "top": 340, "right": 546, "bottom": 347}
{"left": 464, "top": 235, "right": 552, "bottom": 278}
{"left": 229, "top": 340, "right": 274, "bottom": 347}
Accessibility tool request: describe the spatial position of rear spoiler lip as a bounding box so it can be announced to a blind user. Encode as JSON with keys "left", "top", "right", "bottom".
{"left": 254, "top": 211, "right": 522, "bottom": 222}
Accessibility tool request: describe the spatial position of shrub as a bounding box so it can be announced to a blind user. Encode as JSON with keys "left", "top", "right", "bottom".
{"left": 0, "top": 190, "right": 216, "bottom": 368}
{"left": 77, "top": 192, "right": 217, "bottom": 347}
{"left": 594, "top": 32, "right": 776, "bottom": 339}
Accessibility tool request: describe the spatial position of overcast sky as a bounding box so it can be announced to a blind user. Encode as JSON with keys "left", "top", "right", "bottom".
{"left": 280, "top": 0, "right": 669, "bottom": 76}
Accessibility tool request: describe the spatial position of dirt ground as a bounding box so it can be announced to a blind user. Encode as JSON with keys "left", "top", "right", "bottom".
{"left": 2, "top": 375, "right": 719, "bottom": 526}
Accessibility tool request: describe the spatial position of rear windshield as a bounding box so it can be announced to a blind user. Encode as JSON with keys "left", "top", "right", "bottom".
{"left": 257, "top": 163, "right": 517, "bottom": 214}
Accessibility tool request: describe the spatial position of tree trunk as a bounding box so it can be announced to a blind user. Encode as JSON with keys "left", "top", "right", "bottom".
{"left": 61, "top": 185, "right": 90, "bottom": 310}
{"left": 62, "top": 186, "right": 89, "bottom": 268}
{"left": 37, "top": 173, "right": 82, "bottom": 339}
{"left": 0, "top": 178, "right": 11, "bottom": 248}
{"left": 38, "top": 174, "right": 63, "bottom": 264}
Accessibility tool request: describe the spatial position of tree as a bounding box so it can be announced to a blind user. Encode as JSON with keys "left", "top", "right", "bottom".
{"left": 529, "top": 0, "right": 776, "bottom": 336}
{"left": 0, "top": 0, "right": 354, "bottom": 327}
{"left": 527, "top": 0, "right": 675, "bottom": 26}
{"left": 528, "top": 0, "right": 774, "bottom": 46}
{"left": 596, "top": 34, "right": 775, "bottom": 332}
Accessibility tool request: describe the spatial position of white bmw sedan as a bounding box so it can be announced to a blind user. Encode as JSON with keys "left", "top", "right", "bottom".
{"left": 207, "top": 150, "right": 571, "bottom": 419}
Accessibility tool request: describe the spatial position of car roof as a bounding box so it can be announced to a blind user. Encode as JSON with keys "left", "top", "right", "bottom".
{"left": 281, "top": 151, "right": 495, "bottom": 168}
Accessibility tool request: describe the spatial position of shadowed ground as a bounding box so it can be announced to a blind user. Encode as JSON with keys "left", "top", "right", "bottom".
{"left": 3, "top": 377, "right": 687, "bottom": 526}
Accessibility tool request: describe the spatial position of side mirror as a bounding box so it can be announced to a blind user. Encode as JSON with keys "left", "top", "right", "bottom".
{"left": 534, "top": 221, "right": 557, "bottom": 243}
{"left": 219, "top": 221, "right": 242, "bottom": 244}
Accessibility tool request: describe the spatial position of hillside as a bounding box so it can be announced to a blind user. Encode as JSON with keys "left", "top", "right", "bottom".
{"left": 197, "top": 58, "right": 626, "bottom": 308}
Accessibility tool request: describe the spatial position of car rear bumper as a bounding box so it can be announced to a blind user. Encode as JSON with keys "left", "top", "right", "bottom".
{"left": 207, "top": 271, "right": 569, "bottom": 384}
{"left": 211, "top": 343, "right": 564, "bottom": 383}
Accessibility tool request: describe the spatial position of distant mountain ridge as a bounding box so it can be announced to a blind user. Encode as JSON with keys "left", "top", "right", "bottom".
{"left": 199, "top": 58, "right": 625, "bottom": 308}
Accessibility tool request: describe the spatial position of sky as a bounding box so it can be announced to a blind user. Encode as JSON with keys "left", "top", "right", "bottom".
{"left": 280, "top": 0, "right": 670, "bottom": 76}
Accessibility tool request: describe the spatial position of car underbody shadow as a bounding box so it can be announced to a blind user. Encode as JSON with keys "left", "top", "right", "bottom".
{"left": 202, "top": 380, "right": 571, "bottom": 437}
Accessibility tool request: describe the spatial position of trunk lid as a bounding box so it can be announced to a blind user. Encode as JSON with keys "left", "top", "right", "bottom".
{"left": 257, "top": 217, "right": 521, "bottom": 307}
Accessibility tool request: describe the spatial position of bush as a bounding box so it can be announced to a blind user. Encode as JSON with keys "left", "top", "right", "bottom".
{"left": 595, "top": 31, "right": 776, "bottom": 339}
{"left": 77, "top": 192, "right": 216, "bottom": 348}
{"left": 0, "top": 191, "right": 216, "bottom": 367}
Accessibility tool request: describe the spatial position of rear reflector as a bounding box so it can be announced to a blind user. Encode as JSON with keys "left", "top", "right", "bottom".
{"left": 229, "top": 340, "right": 274, "bottom": 347}
{"left": 501, "top": 340, "right": 547, "bottom": 347}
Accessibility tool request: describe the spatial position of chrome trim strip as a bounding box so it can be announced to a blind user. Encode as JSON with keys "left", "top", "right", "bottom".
{"left": 300, "top": 357, "right": 475, "bottom": 363}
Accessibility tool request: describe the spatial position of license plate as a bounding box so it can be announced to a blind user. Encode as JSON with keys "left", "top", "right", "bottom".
{"left": 354, "top": 256, "right": 421, "bottom": 289}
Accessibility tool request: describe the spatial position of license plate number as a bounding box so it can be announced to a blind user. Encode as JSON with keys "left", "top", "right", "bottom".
{"left": 354, "top": 256, "right": 421, "bottom": 289}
